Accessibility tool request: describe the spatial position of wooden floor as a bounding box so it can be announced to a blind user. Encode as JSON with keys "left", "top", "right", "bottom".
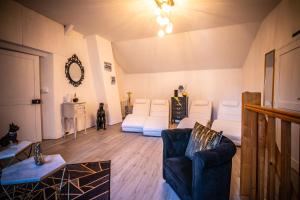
{"left": 42, "top": 124, "right": 241, "bottom": 200}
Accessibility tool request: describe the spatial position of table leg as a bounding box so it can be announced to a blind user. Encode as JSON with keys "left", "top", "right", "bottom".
{"left": 1, "top": 184, "right": 12, "bottom": 200}
{"left": 68, "top": 167, "right": 70, "bottom": 200}
{"left": 74, "top": 118, "right": 77, "bottom": 139}
{"left": 59, "top": 167, "right": 66, "bottom": 191}
{"left": 84, "top": 112, "right": 87, "bottom": 134}
{"left": 26, "top": 182, "right": 40, "bottom": 200}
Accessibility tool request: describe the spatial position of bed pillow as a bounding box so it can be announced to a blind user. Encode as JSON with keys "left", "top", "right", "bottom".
{"left": 185, "top": 122, "right": 223, "bottom": 160}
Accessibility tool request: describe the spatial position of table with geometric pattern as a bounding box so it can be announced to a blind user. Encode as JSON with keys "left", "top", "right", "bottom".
{"left": 0, "top": 158, "right": 111, "bottom": 200}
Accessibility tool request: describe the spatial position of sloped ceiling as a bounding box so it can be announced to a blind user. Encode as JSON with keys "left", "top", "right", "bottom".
{"left": 113, "top": 22, "right": 260, "bottom": 73}
{"left": 17, "top": 0, "right": 279, "bottom": 42}
{"left": 16, "top": 0, "right": 280, "bottom": 73}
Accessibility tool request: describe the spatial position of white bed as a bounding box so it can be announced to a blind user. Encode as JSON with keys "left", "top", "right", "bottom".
{"left": 121, "top": 99, "right": 150, "bottom": 133}
{"left": 177, "top": 100, "right": 212, "bottom": 128}
{"left": 211, "top": 101, "right": 241, "bottom": 146}
{"left": 143, "top": 99, "right": 169, "bottom": 137}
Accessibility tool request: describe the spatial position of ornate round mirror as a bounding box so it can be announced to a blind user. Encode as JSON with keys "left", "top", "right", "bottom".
{"left": 65, "top": 54, "right": 84, "bottom": 87}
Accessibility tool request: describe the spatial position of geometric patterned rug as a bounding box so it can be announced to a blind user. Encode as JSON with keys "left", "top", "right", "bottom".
{"left": 0, "top": 161, "right": 111, "bottom": 200}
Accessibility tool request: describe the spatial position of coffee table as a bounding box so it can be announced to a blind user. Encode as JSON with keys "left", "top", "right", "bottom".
{"left": 0, "top": 154, "right": 66, "bottom": 199}
{"left": 0, "top": 141, "right": 33, "bottom": 168}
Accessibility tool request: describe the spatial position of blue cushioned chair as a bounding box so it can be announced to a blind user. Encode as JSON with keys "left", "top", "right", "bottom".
{"left": 162, "top": 128, "right": 236, "bottom": 200}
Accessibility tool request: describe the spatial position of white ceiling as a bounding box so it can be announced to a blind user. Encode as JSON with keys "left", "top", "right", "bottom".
{"left": 17, "top": 0, "right": 279, "bottom": 42}
{"left": 113, "top": 22, "right": 260, "bottom": 73}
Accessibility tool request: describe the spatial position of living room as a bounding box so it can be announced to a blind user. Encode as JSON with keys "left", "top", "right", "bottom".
{"left": 0, "top": 0, "right": 299, "bottom": 199}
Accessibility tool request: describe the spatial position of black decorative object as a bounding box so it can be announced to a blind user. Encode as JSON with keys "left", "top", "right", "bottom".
{"left": 73, "top": 93, "right": 79, "bottom": 103}
{"left": 34, "top": 143, "right": 44, "bottom": 166}
{"left": 178, "top": 85, "right": 184, "bottom": 92}
{"left": 104, "top": 62, "right": 112, "bottom": 71}
{"left": 97, "top": 103, "right": 106, "bottom": 130}
{"left": 65, "top": 54, "right": 84, "bottom": 87}
{"left": 0, "top": 123, "right": 19, "bottom": 147}
{"left": 111, "top": 76, "right": 116, "bottom": 85}
{"left": 174, "top": 90, "right": 178, "bottom": 97}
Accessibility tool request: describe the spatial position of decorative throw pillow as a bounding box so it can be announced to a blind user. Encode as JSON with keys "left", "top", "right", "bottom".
{"left": 185, "top": 122, "right": 223, "bottom": 160}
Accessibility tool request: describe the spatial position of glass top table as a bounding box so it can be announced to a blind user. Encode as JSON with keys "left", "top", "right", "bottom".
{"left": 1, "top": 154, "right": 66, "bottom": 185}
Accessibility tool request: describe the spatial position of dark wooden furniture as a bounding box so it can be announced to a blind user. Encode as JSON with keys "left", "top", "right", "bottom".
{"left": 171, "top": 96, "right": 188, "bottom": 123}
{"left": 125, "top": 105, "right": 133, "bottom": 116}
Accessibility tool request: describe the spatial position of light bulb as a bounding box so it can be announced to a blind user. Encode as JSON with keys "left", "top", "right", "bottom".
{"left": 154, "top": 7, "right": 160, "bottom": 16}
{"left": 158, "top": 29, "right": 165, "bottom": 37}
{"left": 163, "top": 17, "right": 170, "bottom": 25}
{"left": 162, "top": 3, "right": 172, "bottom": 13}
{"left": 165, "top": 22, "right": 173, "bottom": 34}
{"left": 156, "top": 16, "right": 163, "bottom": 25}
{"left": 157, "top": 16, "right": 169, "bottom": 26}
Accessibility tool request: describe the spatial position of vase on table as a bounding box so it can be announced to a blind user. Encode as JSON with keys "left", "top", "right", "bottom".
{"left": 34, "top": 143, "right": 44, "bottom": 165}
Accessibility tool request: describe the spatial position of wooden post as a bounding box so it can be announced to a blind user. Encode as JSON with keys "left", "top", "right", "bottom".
{"left": 279, "top": 120, "right": 291, "bottom": 200}
{"left": 240, "top": 92, "right": 261, "bottom": 198}
{"left": 267, "top": 117, "right": 276, "bottom": 200}
{"left": 250, "top": 110, "right": 258, "bottom": 199}
{"left": 257, "top": 113, "right": 267, "bottom": 200}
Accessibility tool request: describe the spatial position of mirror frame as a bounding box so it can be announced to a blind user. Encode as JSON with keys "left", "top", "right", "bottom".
{"left": 263, "top": 49, "right": 275, "bottom": 107}
{"left": 65, "top": 54, "right": 84, "bottom": 87}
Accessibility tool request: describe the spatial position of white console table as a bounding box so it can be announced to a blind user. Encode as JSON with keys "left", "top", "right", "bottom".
{"left": 62, "top": 102, "right": 87, "bottom": 139}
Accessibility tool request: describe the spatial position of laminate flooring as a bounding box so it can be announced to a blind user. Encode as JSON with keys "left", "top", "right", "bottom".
{"left": 41, "top": 124, "right": 241, "bottom": 200}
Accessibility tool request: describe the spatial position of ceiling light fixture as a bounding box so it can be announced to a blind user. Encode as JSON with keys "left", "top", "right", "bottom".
{"left": 154, "top": 0, "right": 174, "bottom": 37}
{"left": 158, "top": 29, "right": 165, "bottom": 37}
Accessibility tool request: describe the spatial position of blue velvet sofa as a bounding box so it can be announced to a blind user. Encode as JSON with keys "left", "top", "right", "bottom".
{"left": 162, "top": 128, "right": 236, "bottom": 200}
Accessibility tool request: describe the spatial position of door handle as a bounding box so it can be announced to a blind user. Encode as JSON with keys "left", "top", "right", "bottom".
{"left": 32, "top": 99, "right": 41, "bottom": 104}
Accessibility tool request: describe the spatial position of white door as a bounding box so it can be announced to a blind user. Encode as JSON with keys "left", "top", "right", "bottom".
{"left": 0, "top": 49, "right": 41, "bottom": 142}
{"left": 274, "top": 39, "right": 300, "bottom": 172}
{"left": 275, "top": 39, "right": 300, "bottom": 112}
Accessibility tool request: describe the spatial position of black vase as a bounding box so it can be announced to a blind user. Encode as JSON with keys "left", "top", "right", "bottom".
{"left": 174, "top": 90, "right": 178, "bottom": 97}
{"left": 34, "top": 143, "right": 44, "bottom": 165}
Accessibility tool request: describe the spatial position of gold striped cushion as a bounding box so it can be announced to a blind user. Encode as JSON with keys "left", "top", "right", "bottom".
{"left": 185, "top": 122, "right": 222, "bottom": 159}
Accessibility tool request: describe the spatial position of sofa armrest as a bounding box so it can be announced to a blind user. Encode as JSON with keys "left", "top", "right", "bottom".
{"left": 193, "top": 136, "right": 236, "bottom": 168}
{"left": 191, "top": 136, "right": 236, "bottom": 200}
{"left": 162, "top": 128, "right": 192, "bottom": 161}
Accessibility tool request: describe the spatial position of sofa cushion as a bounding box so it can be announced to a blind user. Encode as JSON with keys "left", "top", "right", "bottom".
{"left": 185, "top": 122, "right": 222, "bottom": 160}
{"left": 165, "top": 156, "right": 192, "bottom": 193}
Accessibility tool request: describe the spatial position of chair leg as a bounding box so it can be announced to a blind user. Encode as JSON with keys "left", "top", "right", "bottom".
{"left": 74, "top": 118, "right": 77, "bottom": 139}
{"left": 84, "top": 113, "right": 87, "bottom": 134}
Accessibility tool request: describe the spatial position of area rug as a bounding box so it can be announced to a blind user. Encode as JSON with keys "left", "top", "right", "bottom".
{"left": 0, "top": 160, "right": 111, "bottom": 200}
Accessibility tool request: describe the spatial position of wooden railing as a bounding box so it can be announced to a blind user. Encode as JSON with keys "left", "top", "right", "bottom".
{"left": 240, "top": 92, "right": 300, "bottom": 200}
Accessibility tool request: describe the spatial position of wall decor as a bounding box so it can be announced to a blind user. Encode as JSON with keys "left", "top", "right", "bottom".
{"left": 111, "top": 76, "right": 116, "bottom": 85}
{"left": 0, "top": 123, "right": 19, "bottom": 147}
{"left": 104, "top": 62, "right": 112, "bottom": 72}
{"left": 96, "top": 103, "right": 106, "bottom": 130}
{"left": 65, "top": 54, "right": 84, "bottom": 87}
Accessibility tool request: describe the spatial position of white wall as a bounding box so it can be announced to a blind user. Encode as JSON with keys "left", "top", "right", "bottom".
{"left": 0, "top": 0, "right": 106, "bottom": 139}
{"left": 119, "top": 68, "right": 242, "bottom": 119}
{"left": 242, "top": 0, "right": 300, "bottom": 171}
{"left": 86, "top": 35, "right": 122, "bottom": 125}
{"left": 242, "top": 0, "right": 300, "bottom": 92}
{"left": 51, "top": 31, "right": 98, "bottom": 138}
